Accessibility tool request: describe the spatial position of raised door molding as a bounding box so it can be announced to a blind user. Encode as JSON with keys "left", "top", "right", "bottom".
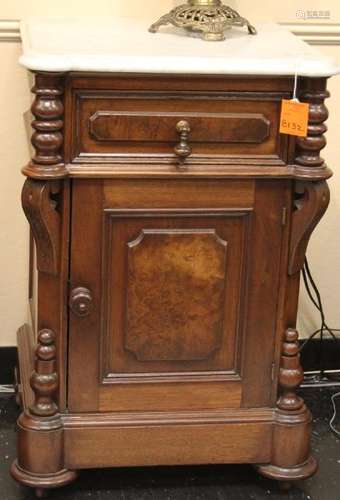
{"left": 1, "top": 19, "right": 340, "bottom": 45}
{"left": 100, "top": 208, "right": 251, "bottom": 382}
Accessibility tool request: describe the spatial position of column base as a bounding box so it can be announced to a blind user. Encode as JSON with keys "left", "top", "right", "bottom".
{"left": 10, "top": 460, "right": 77, "bottom": 491}
{"left": 255, "top": 455, "right": 318, "bottom": 482}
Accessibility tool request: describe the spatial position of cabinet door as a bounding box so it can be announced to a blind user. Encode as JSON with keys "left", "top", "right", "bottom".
{"left": 68, "top": 178, "right": 289, "bottom": 412}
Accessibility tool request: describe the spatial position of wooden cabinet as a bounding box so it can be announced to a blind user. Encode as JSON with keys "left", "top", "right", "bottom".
{"left": 12, "top": 72, "right": 331, "bottom": 497}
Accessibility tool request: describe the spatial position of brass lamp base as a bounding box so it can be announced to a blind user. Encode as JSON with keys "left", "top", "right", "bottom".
{"left": 149, "top": 0, "right": 257, "bottom": 42}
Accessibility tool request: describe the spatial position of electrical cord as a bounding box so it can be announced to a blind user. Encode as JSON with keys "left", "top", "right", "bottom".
{"left": 330, "top": 391, "right": 340, "bottom": 438}
{"left": 300, "top": 259, "right": 340, "bottom": 355}
{"left": 0, "top": 385, "right": 14, "bottom": 393}
{"left": 301, "top": 257, "right": 340, "bottom": 437}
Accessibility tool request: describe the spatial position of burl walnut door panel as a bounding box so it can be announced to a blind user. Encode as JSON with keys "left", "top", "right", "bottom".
{"left": 68, "top": 179, "right": 288, "bottom": 412}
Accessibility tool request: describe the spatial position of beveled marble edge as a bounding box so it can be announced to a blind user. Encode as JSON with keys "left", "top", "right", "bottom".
{"left": 19, "top": 54, "right": 340, "bottom": 77}
{"left": 19, "top": 18, "right": 340, "bottom": 77}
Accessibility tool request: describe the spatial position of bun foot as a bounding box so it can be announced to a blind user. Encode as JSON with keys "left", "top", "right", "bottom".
{"left": 35, "top": 488, "right": 48, "bottom": 498}
{"left": 278, "top": 481, "right": 293, "bottom": 492}
{"left": 255, "top": 455, "right": 318, "bottom": 482}
{"left": 11, "top": 460, "right": 78, "bottom": 494}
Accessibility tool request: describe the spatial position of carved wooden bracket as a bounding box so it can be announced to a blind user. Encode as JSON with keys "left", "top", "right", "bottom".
{"left": 288, "top": 180, "right": 330, "bottom": 275}
{"left": 22, "top": 179, "right": 61, "bottom": 276}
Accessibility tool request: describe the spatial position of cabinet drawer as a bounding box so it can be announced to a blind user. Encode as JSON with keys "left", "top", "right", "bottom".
{"left": 71, "top": 92, "right": 286, "bottom": 165}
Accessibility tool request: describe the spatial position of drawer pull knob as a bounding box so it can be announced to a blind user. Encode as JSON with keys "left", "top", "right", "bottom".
{"left": 69, "top": 287, "right": 93, "bottom": 317}
{"left": 174, "top": 120, "right": 192, "bottom": 161}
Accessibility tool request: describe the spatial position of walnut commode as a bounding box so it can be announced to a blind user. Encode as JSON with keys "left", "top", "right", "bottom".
{"left": 12, "top": 18, "right": 338, "bottom": 498}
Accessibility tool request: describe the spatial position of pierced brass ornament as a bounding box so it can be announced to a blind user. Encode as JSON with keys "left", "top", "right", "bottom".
{"left": 149, "top": 0, "right": 257, "bottom": 42}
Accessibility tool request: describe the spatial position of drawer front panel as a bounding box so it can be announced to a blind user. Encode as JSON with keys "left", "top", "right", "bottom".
{"left": 89, "top": 110, "right": 270, "bottom": 144}
{"left": 71, "top": 92, "right": 285, "bottom": 164}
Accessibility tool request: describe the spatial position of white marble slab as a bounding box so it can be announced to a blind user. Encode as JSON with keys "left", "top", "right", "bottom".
{"left": 19, "top": 17, "right": 340, "bottom": 77}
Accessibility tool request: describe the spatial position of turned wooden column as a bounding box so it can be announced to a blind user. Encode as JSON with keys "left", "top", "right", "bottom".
{"left": 11, "top": 72, "right": 76, "bottom": 495}
{"left": 256, "top": 329, "right": 317, "bottom": 482}
{"left": 22, "top": 72, "right": 68, "bottom": 179}
{"left": 294, "top": 77, "right": 331, "bottom": 180}
{"left": 29, "top": 329, "right": 58, "bottom": 417}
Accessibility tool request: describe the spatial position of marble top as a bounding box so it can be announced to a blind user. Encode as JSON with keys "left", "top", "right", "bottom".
{"left": 19, "top": 17, "right": 340, "bottom": 77}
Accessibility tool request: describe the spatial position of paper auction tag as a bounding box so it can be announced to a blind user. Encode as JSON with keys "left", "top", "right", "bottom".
{"left": 279, "top": 99, "right": 309, "bottom": 137}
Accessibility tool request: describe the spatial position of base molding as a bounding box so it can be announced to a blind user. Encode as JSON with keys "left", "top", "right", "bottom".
{"left": 255, "top": 455, "right": 318, "bottom": 481}
{"left": 10, "top": 460, "right": 77, "bottom": 490}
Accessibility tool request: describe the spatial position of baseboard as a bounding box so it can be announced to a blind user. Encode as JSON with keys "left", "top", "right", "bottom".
{"left": 0, "top": 347, "right": 18, "bottom": 385}
{"left": 0, "top": 340, "right": 339, "bottom": 385}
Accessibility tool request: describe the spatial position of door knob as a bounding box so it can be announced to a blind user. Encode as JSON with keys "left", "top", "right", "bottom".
{"left": 174, "top": 120, "right": 192, "bottom": 161}
{"left": 69, "top": 287, "right": 93, "bottom": 317}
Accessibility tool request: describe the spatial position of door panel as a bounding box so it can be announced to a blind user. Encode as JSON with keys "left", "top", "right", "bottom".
{"left": 68, "top": 179, "right": 288, "bottom": 412}
{"left": 101, "top": 209, "right": 249, "bottom": 381}
{"left": 125, "top": 229, "right": 228, "bottom": 363}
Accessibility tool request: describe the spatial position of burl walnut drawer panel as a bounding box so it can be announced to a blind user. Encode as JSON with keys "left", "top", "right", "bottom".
{"left": 70, "top": 91, "right": 288, "bottom": 165}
